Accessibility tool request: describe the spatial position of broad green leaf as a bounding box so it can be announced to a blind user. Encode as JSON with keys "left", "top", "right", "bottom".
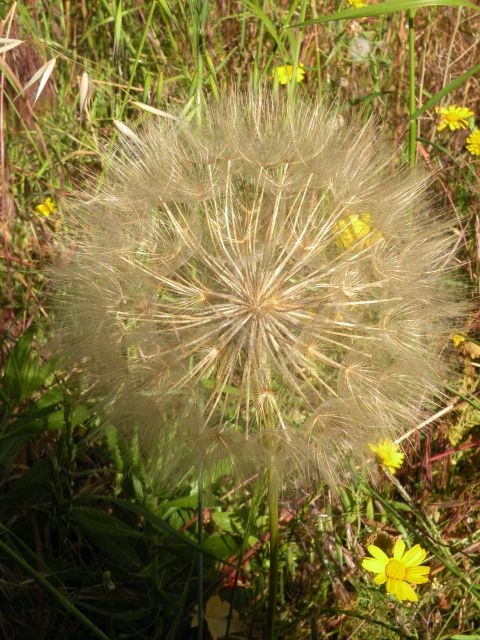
{"left": 72, "top": 506, "right": 143, "bottom": 539}
{"left": 294, "top": 0, "right": 480, "bottom": 26}
{"left": 77, "top": 495, "right": 236, "bottom": 566}
{"left": 72, "top": 506, "right": 142, "bottom": 569}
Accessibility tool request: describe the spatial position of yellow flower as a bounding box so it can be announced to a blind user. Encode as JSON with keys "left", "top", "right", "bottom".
{"left": 362, "top": 538, "right": 430, "bottom": 602}
{"left": 347, "top": 0, "right": 367, "bottom": 6}
{"left": 466, "top": 129, "right": 480, "bottom": 156}
{"left": 333, "top": 212, "right": 383, "bottom": 249}
{"left": 435, "top": 105, "right": 473, "bottom": 132}
{"left": 369, "top": 439, "right": 404, "bottom": 474}
{"left": 35, "top": 196, "right": 57, "bottom": 218}
{"left": 274, "top": 63, "right": 305, "bottom": 85}
{"left": 452, "top": 333, "right": 466, "bottom": 348}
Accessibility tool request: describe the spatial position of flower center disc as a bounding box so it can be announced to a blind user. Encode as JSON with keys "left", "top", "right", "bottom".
{"left": 385, "top": 559, "right": 407, "bottom": 580}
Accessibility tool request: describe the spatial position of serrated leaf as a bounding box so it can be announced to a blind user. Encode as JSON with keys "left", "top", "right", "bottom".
{"left": 0, "top": 330, "right": 54, "bottom": 414}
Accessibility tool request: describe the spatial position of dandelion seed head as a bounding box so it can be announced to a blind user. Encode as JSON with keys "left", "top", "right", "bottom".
{"left": 53, "top": 92, "right": 463, "bottom": 488}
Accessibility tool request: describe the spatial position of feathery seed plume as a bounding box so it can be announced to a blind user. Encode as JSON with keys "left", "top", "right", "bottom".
{"left": 53, "top": 92, "right": 462, "bottom": 487}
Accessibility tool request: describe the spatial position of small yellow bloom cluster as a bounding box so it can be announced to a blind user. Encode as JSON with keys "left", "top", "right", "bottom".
{"left": 369, "top": 439, "right": 404, "bottom": 474}
{"left": 347, "top": 0, "right": 367, "bottom": 6}
{"left": 273, "top": 63, "right": 305, "bottom": 85}
{"left": 35, "top": 196, "right": 57, "bottom": 218}
{"left": 466, "top": 130, "right": 480, "bottom": 156}
{"left": 362, "top": 538, "right": 430, "bottom": 602}
{"left": 333, "top": 212, "right": 383, "bottom": 250}
{"left": 452, "top": 333, "right": 466, "bottom": 348}
{"left": 435, "top": 104, "right": 479, "bottom": 156}
{"left": 436, "top": 105, "right": 473, "bottom": 132}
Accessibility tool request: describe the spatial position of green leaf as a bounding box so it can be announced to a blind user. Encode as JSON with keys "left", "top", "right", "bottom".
{"left": 72, "top": 506, "right": 142, "bottom": 569}
{"left": 294, "top": 0, "right": 480, "bottom": 26}
{"left": 77, "top": 495, "right": 235, "bottom": 566}
{"left": 202, "top": 534, "right": 239, "bottom": 559}
{"left": 243, "top": 0, "right": 288, "bottom": 59}
{"left": 445, "top": 384, "right": 480, "bottom": 412}
{"left": 0, "top": 330, "right": 55, "bottom": 416}
{"left": 72, "top": 506, "right": 143, "bottom": 539}
{"left": 411, "top": 62, "right": 480, "bottom": 119}
{"left": 0, "top": 458, "right": 53, "bottom": 507}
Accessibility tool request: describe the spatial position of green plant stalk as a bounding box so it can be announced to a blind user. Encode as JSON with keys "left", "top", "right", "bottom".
{"left": 408, "top": 9, "right": 416, "bottom": 169}
{"left": 0, "top": 538, "right": 110, "bottom": 640}
{"left": 266, "top": 459, "right": 279, "bottom": 640}
{"left": 197, "top": 469, "right": 204, "bottom": 640}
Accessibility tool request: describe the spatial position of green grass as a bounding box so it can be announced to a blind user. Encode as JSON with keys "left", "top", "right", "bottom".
{"left": 0, "top": 1, "right": 479, "bottom": 638}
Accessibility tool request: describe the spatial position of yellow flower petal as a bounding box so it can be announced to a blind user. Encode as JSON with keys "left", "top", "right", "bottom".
{"left": 386, "top": 577, "right": 398, "bottom": 597}
{"left": 397, "top": 581, "right": 418, "bottom": 602}
{"left": 466, "top": 130, "right": 480, "bottom": 156}
{"left": 402, "top": 544, "right": 427, "bottom": 568}
{"left": 436, "top": 105, "right": 474, "bottom": 132}
{"left": 406, "top": 565, "right": 430, "bottom": 584}
{"left": 392, "top": 539, "right": 405, "bottom": 561}
{"left": 452, "top": 333, "right": 465, "bottom": 348}
{"left": 369, "top": 439, "right": 404, "bottom": 473}
{"left": 274, "top": 63, "right": 305, "bottom": 85}
{"left": 362, "top": 557, "right": 387, "bottom": 574}
{"left": 363, "top": 538, "right": 429, "bottom": 602}
{"left": 35, "top": 196, "right": 57, "bottom": 218}
{"left": 367, "top": 544, "right": 389, "bottom": 564}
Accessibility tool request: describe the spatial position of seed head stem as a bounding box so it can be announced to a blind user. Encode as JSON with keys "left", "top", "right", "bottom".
{"left": 267, "top": 459, "right": 279, "bottom": 640}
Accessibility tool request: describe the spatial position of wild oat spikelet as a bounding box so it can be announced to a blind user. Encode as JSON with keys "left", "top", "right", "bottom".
{"left": 54, "top": 93, "right": 462, "bottom": 486}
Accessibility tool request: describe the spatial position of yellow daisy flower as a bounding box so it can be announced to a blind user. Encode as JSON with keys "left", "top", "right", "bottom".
{"left": 347, "top": 0, "right": 367, "bottom": 6}
{"left": 451, "top": 333, "right": 466, "bottom": 348}
{"left": 334, "top": 212, "right": 383, "bottom": 250}
{"left": 35, "top": 196, "right": 57, "bottom": 218}
{"left": 274, "top": 63, "right": 305, "bottom": 85}
{"left": 435, "top": 105, "right": 473, "bottom": 132}
{"left": 362, "top": 538, "right": 430, "bottom": 602}
{"left": 369, "top": 439, "right": 404, "bottom": 474}
{"left": 466, "top": 130, "right": 480, "bottom": 156}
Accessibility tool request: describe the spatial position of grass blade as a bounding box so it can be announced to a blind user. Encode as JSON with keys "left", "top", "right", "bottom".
{"left": 0, "top": 537, "right": 111, "bottom": 640}
{"left": 412, "top": 62, "right": 480, "bottom": 119}
{"left": 294, "top": 0, "right": 480, "bottom": 26}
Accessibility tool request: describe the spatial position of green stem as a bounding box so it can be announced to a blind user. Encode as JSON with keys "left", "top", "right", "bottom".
{"left": 0, "top": 538, "right": 110, "bottom": 640}
{"left": 266, "top": 462, "right": 279, "bottom": 640}
{"left": 408, "top": 8, "right": 416, "bottom": 170}
{"left": 197, "top": 469, "right": 204, "bottom": 640}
